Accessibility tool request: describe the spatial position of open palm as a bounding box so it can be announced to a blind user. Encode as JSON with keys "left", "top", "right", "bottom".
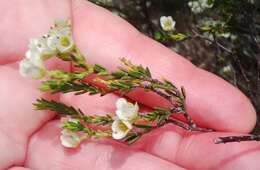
{"left": 1, "top": 0, "right": 260, "bottom": 170}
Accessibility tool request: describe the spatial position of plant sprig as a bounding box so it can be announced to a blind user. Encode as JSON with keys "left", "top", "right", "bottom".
{"left": 34, "top": 97, "right": 211, "bottom": 145}
{"left": 36, "top": 50, "right": 212, "bottom": 145}
{"left": 34, "top": 98, "right": 113, "bottom": 125}
{"left": 23, "top": 20, "right": 212, "bottom": 147}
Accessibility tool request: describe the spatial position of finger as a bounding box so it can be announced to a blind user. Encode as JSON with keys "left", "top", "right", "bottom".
{"left": 175, "top": 132, "right": 260, "bottom": 170}
{"left": 71, "top": 0, "right": 256, "bottom": 133}
{"left": 0, "top": 0, "right": 71, "bottom": 64}
{"left": 0, "top": 65, "right": 57, "bottom": 169}
{"left": 25, "top": 120, "right": 186, "bottom": 170}
{"left": 140, "top": 129, "right": 260, "bottom": 170}
{"left": 62, "top": 93, "right": 260, "bottom": 170}
{"left": 140, "top": 123, "right": 260, "bottom": 170}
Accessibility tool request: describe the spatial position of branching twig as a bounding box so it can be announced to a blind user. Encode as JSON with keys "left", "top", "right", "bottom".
{"left": 191, "top": 29, "right": 233, "bottom": 54}
{"left": 215, "top": 135, "right": 260, "bottom": 144}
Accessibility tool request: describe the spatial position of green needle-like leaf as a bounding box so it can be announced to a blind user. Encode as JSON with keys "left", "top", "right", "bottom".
{"left": 34, "top": 98, "right": 80, "bottom": 116}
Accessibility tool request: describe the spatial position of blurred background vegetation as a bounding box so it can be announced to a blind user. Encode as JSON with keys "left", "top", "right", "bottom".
{"left": 89, "top": 0, "right": 260, "bottom": 132}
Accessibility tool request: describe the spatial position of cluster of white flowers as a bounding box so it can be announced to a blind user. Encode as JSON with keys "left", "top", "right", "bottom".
{"left": 160, "top": 16, "right": 176, "bottom": 32}
{"left": 188, "top": 0, "right": 214, "bottom": 14}
{"left": 112, "top": 98, "right": 139, "bottom": 140}
{"left": 19, "top": 20, "right": 74, "bottom": 79}
{"left": 199, "top": 18, "right": 231, "bottom": 42}
{"left": 60, "top": 98, "right": 139, "bottom": 147}
{"left": 60, "top": 118, "right": 87, "bottom": 148}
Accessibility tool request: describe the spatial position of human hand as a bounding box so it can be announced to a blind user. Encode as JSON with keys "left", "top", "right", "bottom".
{"left": 1, "top": 0, "right": 259, "bottom": 170}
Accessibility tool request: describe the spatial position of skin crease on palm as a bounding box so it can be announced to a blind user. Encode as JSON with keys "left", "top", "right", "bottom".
{"left": 0, "top": 0, "right": 260, "bottom": 169}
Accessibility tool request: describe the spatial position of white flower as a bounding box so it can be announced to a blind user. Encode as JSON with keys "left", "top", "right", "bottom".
{"left": 19, "top": 46, "right": 47, "bottom": 79}
{"left": 111, "top": 98, "right": 139, "bottom": 140}
{"left": 199, "top": 18, "right": 230, "bottom": 39}
{"left": 116, "top": 98, "right": 139, "bottom": 122}
{"left": 111, "top": 119, "right": 133, "bottom": 139}
{"left": 222, "top": 65, "right": 232, "bottom": 74}
{"left": 56, "top": 28, "right": 74, "bottom": 53}
{"left": 60, "top": 129, "right": 87, "bottom": 148}
{"left": 47, "top": 20, "right": 74, "bottom": 54}
{"left": 19, "top": 56, "right": 46, "bottom": 79}
{"left": 47, "top": 27, "right": 74, "bottom": 53}
{"left": 188, "top": 1, "right": 204, "bottom": 14}
{"left": 200, "top": 0, "right": 213, "bottom": 8}
{"left": 188, "top": 0, "right": 214, "bottom": 14}
{"left": 28, "top": 37, "right": 56, "bottom": 57}
{"left": 25, "top": 50, "right": 42, "bottom": 66}
{"left": 160, "top": 16, "right": 176, "bottom": 31}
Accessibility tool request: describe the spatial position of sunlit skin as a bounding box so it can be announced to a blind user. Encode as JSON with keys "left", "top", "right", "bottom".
{"left": 1, "top": 0, "right": 260, "bottom": 170}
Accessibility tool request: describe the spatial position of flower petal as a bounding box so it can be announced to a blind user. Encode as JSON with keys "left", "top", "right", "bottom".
{"left": 160, "top": 16, "right": 175, "bottom": 31}
{"left": 116, "top": 99, "right": 138, "bottom": 121}
{"left": 116, "top": 98, "right": 128, "bottom": 110}
{"left": 29, "top": 38, "right": 56, "bottom": 56}
{"left": 60, "top": 133, "right": 79, "bottom": 148}
{"left": 111, "top": 119, "right": 131, "bottom": 140}
{"left": 19, "top": 58, "right": 46, "bottom": 79}
{"left": 56, "top": 35, "right": 74, "bottom": 53}
{"left": 60, "top": 129, "right": 86, "bottom": 148}
{"left": 25, "top": 50, "right": 43, "bottom": 66}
